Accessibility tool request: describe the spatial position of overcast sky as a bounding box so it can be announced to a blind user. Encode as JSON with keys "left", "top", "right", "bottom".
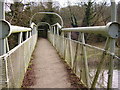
{"left": 4, "top": 0, "right": 120, "bottom": 3}
{"left": 4, "top": 0, "right": 120, "bottom": 7}
{"left": 55, "top": 0, "right": 120, "bottom": 7}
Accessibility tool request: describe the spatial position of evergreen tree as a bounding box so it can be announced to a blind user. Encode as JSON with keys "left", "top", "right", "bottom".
{"left": 82, "top": 1, "right": 94, "bottom": 27}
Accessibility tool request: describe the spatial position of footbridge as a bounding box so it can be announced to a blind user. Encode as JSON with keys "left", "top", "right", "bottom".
{"left": 0, "top": 0, "right": 120, "bottom": 89}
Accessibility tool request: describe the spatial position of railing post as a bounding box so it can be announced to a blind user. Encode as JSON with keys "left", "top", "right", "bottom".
{"left": 0, "top": 1, "right": 5, "bottom": 19}
{"left": 68, "top": 32, "right": 74, "bottom": 68}
{"left": 0, "top": 1, "right": 6, "bottom": 55}
{"left": 111, "top": 1, "right": 117, "bottom": 22}
{"left": 81, "top": 33, "right": 90, "bottom": 87}
{"left": 107, "top": 0, "right": 117, "bottom": 88}
{"left": 25, "top": 31, "right": 29, "bottom": 39}
{"left": 6, "top": 38, "right": 9, "bottom": 52}
{"left": 91, "top": 1, "right": 118, "bottom": 88}
{"left": 18, "top": 32, "right": 23, "bottom": 44}
{"left": 57, "top": 26, "right": 59, "bottom": 36}
{"left": 56, "top": 25, "right": 59, "bottom": 51}
{"left": 61, "top": 32, "right": 65, "bottom": 58}
{"left": 53, "top": 26, "right": 55, "bottom": 46}
{"left": 73, "top": 33, "right": 81, "bottom": 73}
{"left": 91, "top": 38, "right": 110, "bottom": 88}
{"left": 107, "top": 38, "right": 115, "bottom": 88}
{"left": 32, "top": 24, "right": 37, "bottom": 35}
{"left": 30, "top": 31, "right": 32, "bottom": 37}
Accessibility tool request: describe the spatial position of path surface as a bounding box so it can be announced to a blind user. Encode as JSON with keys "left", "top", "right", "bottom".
{"left": 29, "top": 38, "right": 72, "bottom": 88}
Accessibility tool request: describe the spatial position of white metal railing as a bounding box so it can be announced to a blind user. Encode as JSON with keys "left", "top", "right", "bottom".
{"left": 48, "top": 21, "right": 120, "bottom": 88}
{"left": 0, "top": 1, "right": 38, "bottom": 88}
{"left": 61, "top": 22, "right": 119, "bottom": 38}
{"left": 0, "top": 20, "right": 35, "bottom": 55}
{"left": 0, "top": 2, "right": 38, "bottom": 87}
{"left": 0, "top": 16, "right": 38, "bottom": 88}
{"left": 0, "top": 34, "right": 37, "bottom": 88}
{"left": 0, "top": 0, "right": 37, "bottom": 89}
{"left": 47, "top": 1, "right": 120, "bottom": 88}
{"left": 0, "top": 21, "right": 37, "bottom": 88}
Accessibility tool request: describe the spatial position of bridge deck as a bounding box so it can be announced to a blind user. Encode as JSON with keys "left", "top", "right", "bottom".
{"left": 22, "top": 38, "right": 82, "bottom": 88}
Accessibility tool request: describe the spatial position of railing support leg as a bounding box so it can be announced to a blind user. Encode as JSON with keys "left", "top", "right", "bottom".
{"left": 91, "top": 37, "right": 115, "bottom": 88}
{"left": 91, "top": 38, "right": 110, "bottom": 88}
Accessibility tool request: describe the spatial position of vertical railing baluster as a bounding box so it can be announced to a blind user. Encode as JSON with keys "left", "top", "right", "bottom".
{"left": 51, "top": 26, "right": 53, "bottom": 43}
{"left": 29, "top": 31, "right": 32, "bottom": 37}
{"left": 73, "top": 33, "right": 81, "bottom": 73}
{"left": 62, "top": 32, "right": 65, "bottom": 58}
{"left": 68, "top": 32, "right": 74, "bottom": 68}
{"left": 26, "top": 31, "right": 29, "bottom": 39}
{"left": 81, "top": 33, "right": 90, "bottom": 87}
{"left": 18, "top": 32, "right": 23, "bottom": 44}
{"left": 4, "top": 56, "right": 9, "bottom": 88}
{"left": 6, "top": 38, "right": 9, "bottom": 52}
{"left": 57, "top": 25, "right": 59, "bottom": 51}
{"left": 65, "top": 33, "right": 68, "bottom": 62}
{"left": 53, "top": 26, "right": 55, "bottom": 46}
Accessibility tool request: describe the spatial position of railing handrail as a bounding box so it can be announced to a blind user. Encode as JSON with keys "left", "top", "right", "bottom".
{"left": 51, "top": 22, "right": 120, "bottom": 39}
{"left": 51, "top": 23, "right": 62, "bottom": 29}
{"left": 0, "top": 20, "right": 33, "bottom": 39}
{"left": 61, "top": 22, "right": 120, "bottom": 38}
{"left": 11, "top": 26, "right": 31, "bottom": 33}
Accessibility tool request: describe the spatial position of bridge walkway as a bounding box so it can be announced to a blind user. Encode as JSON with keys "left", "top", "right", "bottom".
{"left": 22, "top": 38, "right": 83, "bottom": 88}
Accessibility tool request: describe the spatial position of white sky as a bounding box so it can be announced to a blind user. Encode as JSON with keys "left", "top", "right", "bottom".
{"left": 56, "top": 0, "right": 119, "bottom": 7}
{"left": 4, "top": 0, "right": 120, "bottom": 3}
{"left": 3, "top": 0, "right": 120, "bottom": 7}
{"left": 28, "top": 0, "right": 120, "bottom": 7}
